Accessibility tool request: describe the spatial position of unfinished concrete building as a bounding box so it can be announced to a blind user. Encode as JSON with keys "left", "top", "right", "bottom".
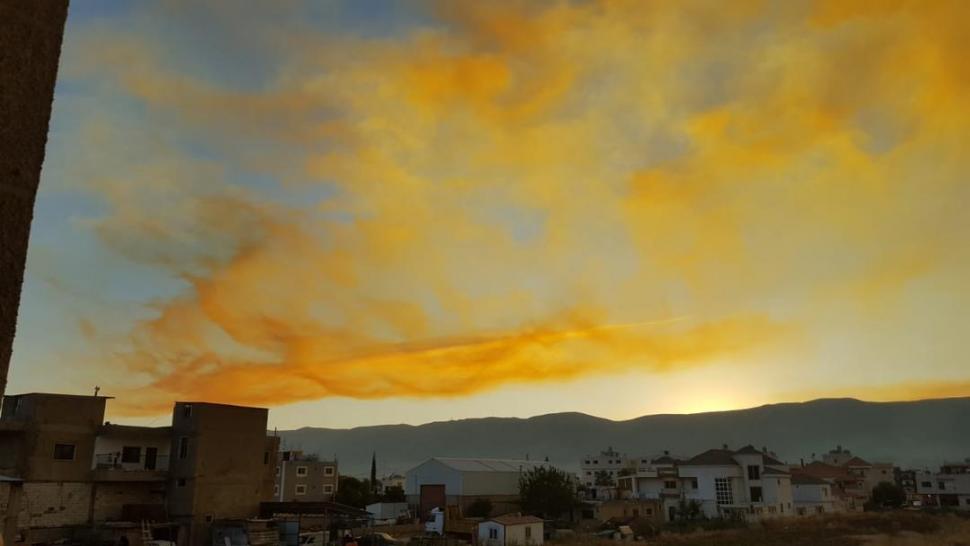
{"left": 0, "top": 393, "right": 278, "bottom": 546}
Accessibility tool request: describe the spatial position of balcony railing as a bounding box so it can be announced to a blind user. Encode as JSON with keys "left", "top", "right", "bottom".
{"left": 95, "top": 453, "right": 170, "bottom": 472}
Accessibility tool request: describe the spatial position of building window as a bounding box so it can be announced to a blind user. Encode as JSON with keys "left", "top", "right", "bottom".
{"left": 965, "top": 499, "right": 970, "bottom": 506}
{"left": 177, "top": 478, "right": 187, "bottom": 487}
{"left": 295, "top": 484, "right": 307, "bottom": 495}
{"left": 323, "top": 484, "right": 333, "bottom": 493}
{"left": 264, "top": 451, "right": 270, "bottom": 464}
{"left": 645, "top": 508, "right": 652, "bottom": 516}
{"left": 747, "top": 465, "right": 760, "bottom": 480}
{"left": 276, "top": 466, "right": 281, "bottom": 475}
{"left": 122, "top": 446, "right": 141, "bottom": 464}
{"left": 488, "top": 528, "right": 498, "bottom": 540}
{"left": 178, "top": 437, "right": 189, "bottom": 459}
{"left": 296, "top": 466, "right": 308, "bottom": 477}
{"left": 274, "top": 485, "right": 279, "bottom": 495}
{"left": 768, "top": 506, "right": 776, "bottom": 513}
{"left": 823, "top": 488, "right": 828, "bottom": 498}
{"left": 324, "top": 466, "right": 335, "bottom": 476}
{"left": 715, "top": 478, "right": 733, "bottom": 505}
{"left": 664, "top": 480, "right": 677, "bottom": 489}
{"left": 938, "top": 482, "right": 945, "bottom": 490}
{"left": 921, "top": 481, "right": 932, "bottom": 488}
{"left": 690, "top": 478, "right": 698, "bottom": 489}
{"left": 525, "top": 526, "right": 532, "bottom": 539}
{"left": 182, "top": 404, "right": 192, "bottom": 418}
{"left": 750, "top": 486, "right": 763, "bottom": 502}
{"left": 205, "top": 515, "right": 213, "bottom": 523}
{"left": 53, "top": 443, "right": 76, "bottom": 460}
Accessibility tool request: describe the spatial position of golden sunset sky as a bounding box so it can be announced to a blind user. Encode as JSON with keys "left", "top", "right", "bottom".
{"left": 11, "top": 0, "right": 970, "bottom": 428}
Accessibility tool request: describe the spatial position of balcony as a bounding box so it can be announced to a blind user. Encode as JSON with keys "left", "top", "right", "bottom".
{"left": 93, "top": 453, "right": 169, "bottom": 482}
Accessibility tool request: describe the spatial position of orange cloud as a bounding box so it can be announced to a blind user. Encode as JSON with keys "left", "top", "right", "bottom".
{"left": 47, "top": 0, "right": 970, "bottom": 415}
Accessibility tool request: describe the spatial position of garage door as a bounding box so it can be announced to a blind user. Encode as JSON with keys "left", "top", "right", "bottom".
{"left": 420, "top": 484, "right": 446, "bottom": 518}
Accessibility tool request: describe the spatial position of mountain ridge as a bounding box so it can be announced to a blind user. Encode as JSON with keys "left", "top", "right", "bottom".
{"left": 276, "top": 397, "right": 970, "bottom": 476}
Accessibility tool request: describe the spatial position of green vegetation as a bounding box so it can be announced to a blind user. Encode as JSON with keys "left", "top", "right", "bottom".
{"left": 466, "top": 497, "right": 493, "bottom": 518}
{"left": 519, "top": 466, "right": 580, "bottom": 519}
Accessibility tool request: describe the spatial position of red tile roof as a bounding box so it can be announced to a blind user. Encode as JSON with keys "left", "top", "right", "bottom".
{"left": 489, "top": 515, "right": 544, "bottom": 526}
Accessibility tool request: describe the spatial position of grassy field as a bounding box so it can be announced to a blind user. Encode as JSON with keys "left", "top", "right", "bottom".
{"left": 554, "top": 513, "right": 970, "bottom": 546}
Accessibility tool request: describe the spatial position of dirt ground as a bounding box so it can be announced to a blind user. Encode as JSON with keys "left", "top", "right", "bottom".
{"left": 553, "top": 513, "right": 970, "bottom": 546}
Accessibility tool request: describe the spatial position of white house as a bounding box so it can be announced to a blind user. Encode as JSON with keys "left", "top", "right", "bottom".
{"left": 478, "top": 514, "right": 544, "bottom": 546}
{"left": 614, "top": 453, "right": 683, "bottom": 521}
{"left": 678, "top": 445, "right": 794, "bottom": 520}
{"left": 406, "top": 458, "right": 555, "bottom": 517}
{"left": 791, "top": 473, "right": 838, "bottom": 515}
{"left": 915, "top": 460, "right": 970, "bottom": 510}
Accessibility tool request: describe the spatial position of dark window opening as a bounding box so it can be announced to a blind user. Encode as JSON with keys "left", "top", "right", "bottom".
{"left": 750, "top": 486, "right": 763, "bottom": 502}
{"left": 53, "top": 443, "right": 75, "bottom": 460}
{"left": 182, "top": 404, "right": 192, "bottom": 418}
{"left": 122, "top": 446, "right": 141, "bottom": 463}
{"left": 747, "top": 465, "right": 761, "bottom": 480}
{"left": 178, "top": 437, "right": 189, "bottom": 459}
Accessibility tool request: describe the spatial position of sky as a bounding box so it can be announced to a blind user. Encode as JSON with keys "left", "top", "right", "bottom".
{"left": 10, "top": 0, "right": 970, "bottom": 429}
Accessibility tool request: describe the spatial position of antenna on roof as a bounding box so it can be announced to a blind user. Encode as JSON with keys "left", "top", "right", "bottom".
{"left": 94, "top": 386, "right": 100, "bottom": 397}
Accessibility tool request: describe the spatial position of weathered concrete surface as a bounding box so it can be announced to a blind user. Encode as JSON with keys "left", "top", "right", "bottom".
{"left": 0, "top": 1, "right": 69, "bottom": 400}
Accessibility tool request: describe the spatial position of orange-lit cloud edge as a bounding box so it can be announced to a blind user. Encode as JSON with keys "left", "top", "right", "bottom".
{"left": 44, "top": 0, "right": 970, "bottom": 417}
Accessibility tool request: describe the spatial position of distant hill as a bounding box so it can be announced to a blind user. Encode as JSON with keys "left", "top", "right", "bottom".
{"left": 276, "top": 397, "right": 970, "bottom": 477}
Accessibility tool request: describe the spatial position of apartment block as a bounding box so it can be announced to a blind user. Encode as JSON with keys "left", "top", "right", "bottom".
{"left": 0, "top": 393, "right": 278, "bottom": 546}
{"left": 273, "top": 450, "right": 338, "bottom": 501}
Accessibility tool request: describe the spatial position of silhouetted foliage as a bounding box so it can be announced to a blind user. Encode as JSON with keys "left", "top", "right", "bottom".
{"left": 594, "top": 470, "right": 614, "bottom": 486}
{"left": 519, "top": 466, "right": 579, "bottom": 519}
{"left": 466, "top": 498, "right": 493, "bottom": 518}
{"left": 870, "top": 481, "right": 907, "bottom": 509}
{"left": 382, "top": 485, "right": 406, "bottom": 502}
{"left": 336, "top": 476, "right": 376, "bottom": 508}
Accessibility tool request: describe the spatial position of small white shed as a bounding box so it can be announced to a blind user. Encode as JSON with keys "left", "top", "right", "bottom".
{"left": 478, "top": 514, "right": 544, "bottom": 546}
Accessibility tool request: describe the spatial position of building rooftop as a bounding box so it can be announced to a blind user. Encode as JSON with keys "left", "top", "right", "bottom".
{"left": 791, "top": 472, "right": 830, "bottom": 486}
{"left": 431, "top": 457, "right": 552, "bottom": 472}
{"left": 843, "top": 456, "right": 872, "bottom": 467}
{"left": 489, "top": 514, "right": 545, "bottom": 526}
{"left": 681, "top": 449, "right": 737, "bottom": 466}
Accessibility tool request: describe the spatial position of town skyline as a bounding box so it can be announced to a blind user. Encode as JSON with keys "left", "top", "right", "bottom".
{"left": 9, "top": 0, "right": 970, "bottom": 429}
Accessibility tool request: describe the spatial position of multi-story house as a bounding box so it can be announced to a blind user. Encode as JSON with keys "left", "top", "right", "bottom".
{"left": 915, "top": 459, "right": 970, "bottom": 510}
{"left": 793, "top": 461, "right": 864, "bottom": 511}
{"left": 677, "top": 445, "right": 794, "bottom": 520}
{"left": 614, "top": 452, "right": 683, "bottom": 521}
{"left": 0, "top": 393, "right": 279, "bottom": 546}
{"left": 168, "top": 402, "right": 279, "bottom": 546}
{"left": 274, "top": 450, "right": 338, "bottom": 501}
{"left": 579, "top": 447, "right": 643, "bottom": 500}
{"left": 790, "top": 473, "right": 838, "bottom": 515}
{"left": 821, "top": 446, "right": 894, "bottom": 496}
{"left": 616, "top": 445, "right": 794, "bottom": 521}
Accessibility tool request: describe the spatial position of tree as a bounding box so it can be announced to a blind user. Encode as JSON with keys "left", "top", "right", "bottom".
{"left": 466, "top": 498, "right": 493, "bottom": 518}
{"left": 519, "top": 466, "right": 579, "bottom": 519}
{"left": 594, "top": 470, "right": 614, "bottom": 486}
{"left": 336, "top": 476, "right": 377, "bottom": 508}
{"left": 870, "top": 481, "right": 906, "bottom": 509}
{"left": 382, "top": 485, "right": 406, "bottom": 503}
{"left": 370, "top": 452, "right": 379, "bottom": 495}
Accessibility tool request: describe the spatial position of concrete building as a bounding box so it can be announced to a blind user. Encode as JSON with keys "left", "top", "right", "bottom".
{"left": 0, "top": 0, "right": 69, "bottom": 403}
{"left": 614, "top": 452, "right": 683, "bottom": 521}
{"left": 790, "top": 473, "right": 838, "bottom": 515}
{"left": 593, "top": 498, "right": 664, "bottom": 525}
{"left": 915, "top": 459, "right": 970, "bottom": 510}
{"left": 274, "top": 450, "right": 338, "bottom": 502}
{"left": 578, "top": 448, "right": 642, "bottom": 500}
{"left": 821, "top": 446, "right": 894, "bottom": 496}
{"left": 0, "top": 393, "right": 279, "bottom": 546}
{"left": 677, "top": 445, "right": 794, "bottom": 520}
{"left": 168, "top": 402, "right": 278, "bottom": 546}
{"left": 382, "top": 473, "right": 406, "bottom": 493}
{"left": 792, "top": 461, "right": 864, "bottom": 511}
{"left": 406, "top": 458, "right": 555, "bottom": 518}
{"left": 478, "top": 514, "right": 544, "bottom": 546}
